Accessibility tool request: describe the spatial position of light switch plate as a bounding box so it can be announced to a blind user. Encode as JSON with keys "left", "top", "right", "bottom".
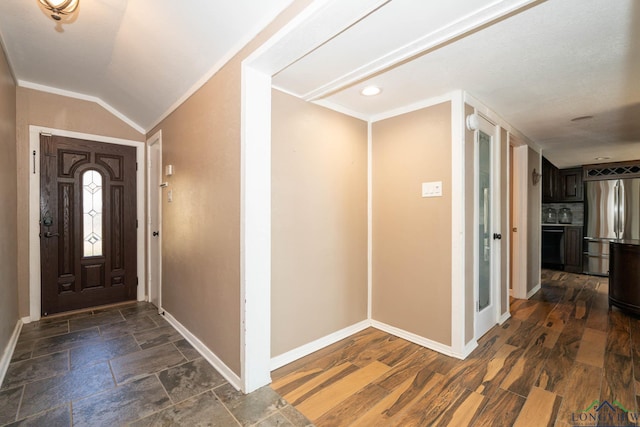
{"left": 422, "top": 181, "right": 443, "bottom": 197}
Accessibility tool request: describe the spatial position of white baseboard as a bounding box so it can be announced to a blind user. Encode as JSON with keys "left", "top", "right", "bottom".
{"left": 21, "top": 317, "right": 31, "bottom": 325}
{"left": 462, "top": 339, "right": 478, "bottom": 358}
{"left": 270, "top": 320, "right": 371, "bottom": 371}
{"left": 0, "top": 320, "right": 23, "bottom": 387}
{"left": 370, "top": 320, "right": 466, "bottom": 360}
{"left": 162, "top": 309, "right": 242, "bottom": 391}
{"left": 526, "top": 283, "right": 541, "bottom": 299}
{"left": 499, "top": 311, "right": 511, "bottom": 324}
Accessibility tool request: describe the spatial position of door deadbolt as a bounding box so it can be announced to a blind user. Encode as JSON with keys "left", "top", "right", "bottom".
{"left": 493, "top": 233, "right": 502, "bottom": 240}
{"left": 152, "top": 231, "right": 159, "bottom": 237}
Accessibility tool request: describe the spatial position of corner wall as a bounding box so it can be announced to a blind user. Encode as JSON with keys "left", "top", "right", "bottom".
{"left": 0, "top": 44, "right": 18, "bottom": 365}
{"left": 271, "top": 90, "right": 368, "bottom": 358}
{"left": 146, "top": 1, "right": 313, "bottom": 377}
{"left": 15, "top": 87, "right": 145, "bottom": 318}
{"left": 372, "top": 102, "right": 453, "bottom": 346}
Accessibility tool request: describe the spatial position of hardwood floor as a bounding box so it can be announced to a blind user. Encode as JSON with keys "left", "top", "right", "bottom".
{"left": 272, "top": 270, "right": 640, "bottom": 426}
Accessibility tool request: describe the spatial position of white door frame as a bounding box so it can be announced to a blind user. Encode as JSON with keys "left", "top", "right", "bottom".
{"left": 473, "top": 114, "right": 501, "bottom": 339}
{"left": 28, "top": 126, "right": 146, "bottom": 322}
{"left": 146, "top": 131, "right": 163, "bottom": 312}
{"left": 510, "top": 142, "right": 529, "bottom": 299}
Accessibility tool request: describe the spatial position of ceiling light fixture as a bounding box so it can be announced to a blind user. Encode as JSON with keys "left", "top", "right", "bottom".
{"left": 361, "top": 86, "right": 382, "bottom": 97}
{"left": 38, "top": 0, "right": 79, "bottom": 21}
{"left": 595, "top": 156, "right": 611, "bottom": 161}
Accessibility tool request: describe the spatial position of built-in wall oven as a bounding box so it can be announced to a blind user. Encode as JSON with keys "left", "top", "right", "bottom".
{"left": 542, "top": 226, "right": 564, "bottom": 269}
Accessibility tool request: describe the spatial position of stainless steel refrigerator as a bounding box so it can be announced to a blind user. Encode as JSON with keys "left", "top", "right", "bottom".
{"left": 584, "top": 178, "right": 640, "bottom": 275}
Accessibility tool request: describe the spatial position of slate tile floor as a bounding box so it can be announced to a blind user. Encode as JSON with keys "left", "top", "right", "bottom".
{"left": 0, "top": 302, "right": 312, "bottom": 426}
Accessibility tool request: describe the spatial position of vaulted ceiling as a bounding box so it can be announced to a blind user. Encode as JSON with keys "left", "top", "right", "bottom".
{"left": 1, "top": 0, "right": 638, "bottom": 168}
{"left": 0, "top": 0, "right": 292, "bottom": 133}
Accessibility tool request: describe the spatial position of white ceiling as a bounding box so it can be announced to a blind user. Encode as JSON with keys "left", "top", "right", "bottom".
{"left": 0, "top": 0, "right": 293, "bottom": 133}
{"left": 273, "top": 0, "right": 640, "bottom": 169}
{"left": 0, "top": 0, "right": 638, "bottom": 168}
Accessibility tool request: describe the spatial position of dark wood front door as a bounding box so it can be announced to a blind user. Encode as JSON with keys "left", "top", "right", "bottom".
{"left": 40, "top": 135, "right": 137, "bottom": 316}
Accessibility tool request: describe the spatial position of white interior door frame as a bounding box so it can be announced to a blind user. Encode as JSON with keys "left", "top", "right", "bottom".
{"left": 146, "top": 131, "right": 163, "bottom": 312}
{"left": 28, "top": 126, "right": 146, "bottom": 322}
{"left": 511, "top": 142, "right": 529, "bottom": 299}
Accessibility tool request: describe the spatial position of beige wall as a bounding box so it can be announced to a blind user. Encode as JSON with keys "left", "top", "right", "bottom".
{"left": 15, "top": 87, "right": 144, "bottom": 317}
{"left": 271, "top": 90, "right": 368, "bottom": 357}
{"left": 0, "top": 46, "right": 18, "bottom": 355}
{"left": 527, "top": 147, "right": 541, "bottom": 292}
{"left": 147, "top": 1, "right": 312, "bottom": 375}
{"left": 372, "top": 102, "right": 452, "bottom": 346}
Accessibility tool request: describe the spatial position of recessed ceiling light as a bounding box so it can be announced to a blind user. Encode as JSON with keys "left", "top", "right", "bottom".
{"left": 361, "top": 86, "right": 382, "bottom": 96}
{"left": 570, "top": 115, "right": 594, "bottom": 122}
{"left": 595, "top": 156, "right": 611, "bottom": 161}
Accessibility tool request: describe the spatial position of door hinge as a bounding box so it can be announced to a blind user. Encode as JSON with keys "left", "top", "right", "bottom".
{"left": 136, "top": 219, "right": 138, "bottom": 228}
{"left": 136, "top": 162, "right": 138, "bottom": 171}
{"left": 477, "top": 301, "right": 480, "bottom": 311}
{"left": 136, "top": 277, "right": 139, "bottom": 286}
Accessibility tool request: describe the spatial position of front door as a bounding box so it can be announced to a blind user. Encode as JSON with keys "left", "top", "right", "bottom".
{"left": 40, "top": 134, "right": 137, "bottom": 316}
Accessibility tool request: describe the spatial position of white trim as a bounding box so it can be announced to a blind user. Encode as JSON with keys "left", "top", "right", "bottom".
{"left": 246, "top": 0, "right": 391, "bottom": 76}
{"left": 499, "top": 311, "right": 511, "bottom": 325}
{"left": 240, "top": 66, "right": 272, "bottom": 393}
{"left": 371, "top": 320, "right": 468, "bottom": 360}
{"left": 0, "top": 320, "right": 23, "bottom": 387}
{"left": 19, "top": 81, "right": 145, "bottom": 134}
{"left": 20, "top": 317, "right": 31, "bottom": 325}
{"left": 270, "top": 320, "right": 370, "bottom": 371}
{"left": 371, "top": 93, "right": 454, "bottom": 123}
{"left": 527, "top": 283, "right": 542, "bottom": 299}
{"left": 162, "top": 310, "right": 242, "bottom": 391}
{"left": 450, "top": 91, "right": 466, "bottom": 355}
{"left": 367, "top": 121, "right": 373, "bottom": 321}
{"left": 462, "top": 339, "right": 479, "bottom": 358}
{"left": 29, "top": 126, "right": 146, "bottom": 321}
{"left": 146, "top": 131, "right": 163, "bottom": 312}
{"left": 302, "top": 0, "right": 539, "bottom": 102}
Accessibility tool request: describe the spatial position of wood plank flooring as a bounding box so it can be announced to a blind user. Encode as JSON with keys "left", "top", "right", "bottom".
{"left": 272, "top": 270, "right": 640, "bottom": 426}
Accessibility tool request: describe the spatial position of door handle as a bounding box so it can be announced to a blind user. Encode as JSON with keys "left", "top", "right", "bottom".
{"left": 152, "top": 231, "right": 159, "bottom": 237}
{"left": 493, "top": 233, "right": 502, "bottom": 240}
{"left": 44, "top": 231, "right": 59, "bottom": 238}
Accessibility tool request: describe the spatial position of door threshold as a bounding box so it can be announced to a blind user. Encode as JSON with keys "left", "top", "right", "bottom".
{"left": 42, "top": 300, "right": 141, "bottom": 320}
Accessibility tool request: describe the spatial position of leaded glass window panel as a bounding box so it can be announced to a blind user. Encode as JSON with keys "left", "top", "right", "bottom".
{"left": 82, "top": 170, "right": 103, "bottom": 257}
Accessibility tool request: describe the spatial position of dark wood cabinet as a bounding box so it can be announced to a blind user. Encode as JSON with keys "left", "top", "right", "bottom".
{"left": 542, "top": 157, "right": 583, "bottom": 202}
{"left": 542, "top": 157, "right": 557, "bottom": 202}
{"left": 563, "top": 226, "right": 583, "bottom": 273}
{"left": 558, "top": 168, "right": 583, "bottom": 202}
{"left": 609, "top": 241, "right": 640, "bottom": 315}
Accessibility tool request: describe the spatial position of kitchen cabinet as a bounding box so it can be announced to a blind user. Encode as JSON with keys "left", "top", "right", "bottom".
{"left": 564, "top": 226, "right": 583, "bottom": 273}
{"left": 558, "top": 168, "right": 583, "bottom": 202}
{"left": 609, "top": 241, "right": 640, "bottom": 315}
{"left": 542, "top": 157, "right": 583, "bottom": 202}
{"left": 542, "top": 157, "right": 558, "bottom": 202}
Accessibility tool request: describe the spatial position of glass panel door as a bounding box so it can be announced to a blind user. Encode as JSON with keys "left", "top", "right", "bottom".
{"left": 475, "top": 114, "right": 499, "bottom": 339}
{"left": 478, "top": 131, "right": 492, "bottom": 312}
